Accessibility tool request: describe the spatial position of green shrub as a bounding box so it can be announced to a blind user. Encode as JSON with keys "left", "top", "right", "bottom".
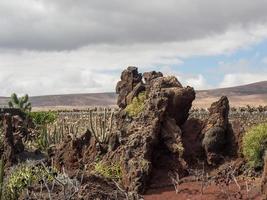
{"left": 125, "top": 92, "right": 146, "bottom": 117}
{"left": 94, "top": 161, "right": 122, "bottom": 181}
{"left": 3, "top": 163, "right": 55, "bottom": 200}
{"left": 243, "top": 123, "right": 267, "bottom": 168}
{"left": 29, "top": 111, "right": 58, "bottom": 126}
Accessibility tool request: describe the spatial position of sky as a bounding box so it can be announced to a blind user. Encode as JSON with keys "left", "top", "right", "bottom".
{"left": 0, "top": 0, "right": 267, "bottom": 96}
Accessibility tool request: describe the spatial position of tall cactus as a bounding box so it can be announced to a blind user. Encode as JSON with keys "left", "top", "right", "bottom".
{"left": 8, "top": 93, "right": 32, "bottom": 112}
{"left": 0, "top": 157, "right": 4, "bottom": 200}
{"left": 89, "top": 108, "right": 114, "bottom": 144}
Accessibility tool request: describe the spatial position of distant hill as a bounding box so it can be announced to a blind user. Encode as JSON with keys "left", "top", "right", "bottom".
{"left": 0, "top": 81, "right": 266, "bottom": 109}
{"left": 195, "top": 81, "right": 267, "bottom": 108}
{"left": 197, "top": 81, "right": 267, "bottom": 97}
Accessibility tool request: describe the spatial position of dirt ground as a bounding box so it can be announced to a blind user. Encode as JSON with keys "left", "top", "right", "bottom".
{"left": 144, "top": 177, "right": 262, "bottom": 200}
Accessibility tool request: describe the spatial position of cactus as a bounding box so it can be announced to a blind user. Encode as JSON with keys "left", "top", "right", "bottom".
{"left": 89, "top": 108, "right": 114, "bottom": 144}
{"left": 8, "top": 93, "right": 32, "bottom": 112}
{"left": 0, "top": 157, "right": 4, "bottom": 200}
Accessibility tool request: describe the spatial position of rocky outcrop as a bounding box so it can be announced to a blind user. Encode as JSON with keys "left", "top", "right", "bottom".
{"left": 202, "top": 96, "right": 231, "bottom": 165}
{"left": 116, "top": 67, "right": 143, "bottom": 108}
{"left": 143, "top": 71, "right": 163, "bottom": 85}
{"left": 50, "top": 130, "right": 98, "bottom": 175}
{"left": 105, "top": 67, "right": 195, "bottom": 193}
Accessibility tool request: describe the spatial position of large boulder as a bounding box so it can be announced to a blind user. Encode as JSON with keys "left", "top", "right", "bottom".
{"left": 202, "top": 96, "right": 230, "bottom": 165}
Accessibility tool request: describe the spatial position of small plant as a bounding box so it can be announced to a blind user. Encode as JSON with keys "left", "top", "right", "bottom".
{"left": 3, "top": 163, "right": 55, "bottom": 200}
{"left": 29, "top": 111, "right": 58, "bottom": 126}
{"left": 94, "top": 161, "right": 122, "bottom": 181}
{"left": 243, "top": 123, "right": 267, "bottom": 168}
{"left": 8, "top": 93, "right": 32, "bottom": 112}
{"left": 125, "top": 92, "right": 146, "bottom": 117}
{"left": 27, "top": 111, "right": 61, "bottom": 152}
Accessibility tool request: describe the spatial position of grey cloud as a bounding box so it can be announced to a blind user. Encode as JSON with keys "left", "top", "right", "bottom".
{"left": 0, "top": 0, "right": 267, "bottom": 50}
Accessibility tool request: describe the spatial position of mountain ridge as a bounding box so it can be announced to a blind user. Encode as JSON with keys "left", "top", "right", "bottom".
{"left": 0, "top": 81, "right": 266, "bottom": 108}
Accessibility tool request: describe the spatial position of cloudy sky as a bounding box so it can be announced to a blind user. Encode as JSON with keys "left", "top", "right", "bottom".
{"left": 0, "top": 0, "right": 267, "bottom": 96}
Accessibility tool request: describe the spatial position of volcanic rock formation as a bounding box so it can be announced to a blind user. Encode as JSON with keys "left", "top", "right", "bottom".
{"left": 50, "top": 67, "right": 239, "bottom": 195}
{"left": 202, "top": 96, "right": 231, "bottom": 165}
{"left": 105, "top": 67, "right": 196, "bottom": 193}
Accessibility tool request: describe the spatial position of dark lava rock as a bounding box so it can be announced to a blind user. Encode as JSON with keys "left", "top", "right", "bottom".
{"left": 202, "top": 96, "right": 231, "bottom": 165}
{"left": 116, "top": 66, "right": 143, "bottom": 108}
{"left": 104, "top": 67, "right": 195, "bottom": 194}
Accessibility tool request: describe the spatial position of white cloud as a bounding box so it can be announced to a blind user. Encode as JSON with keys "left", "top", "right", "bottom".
{"left": 219, "top": 73, "right": 267, "bottom": 88}
{"left": 182, "top": 74, "right": 211, "bottom": 90}
{"left": 0, "top": 23, "right": 266, "bottom": 96}
{"left": 0, "top": 1, "right": 267, "bottom": 95}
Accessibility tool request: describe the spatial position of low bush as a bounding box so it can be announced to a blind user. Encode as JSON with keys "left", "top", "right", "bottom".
{"left": 3, "top": 163, "right": 55, "bottom": 200}
{"left": 125, "top": 92, "right": 146, "bottom": 117}
{"left": 94, "top": 161, "right": 122, "bottom": 181}
{"left": 29, "top": 111, "right": 58, "bottom": 126}
{"left": 243, "top": 123, "right": 267, "bottom": 168}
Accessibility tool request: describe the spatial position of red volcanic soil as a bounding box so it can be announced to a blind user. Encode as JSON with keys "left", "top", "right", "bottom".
{"left": 144, "top": 178, "right": 261, "bottom": 200}
{"left": 144, "top": 157, "right": 262, "bottom": 200}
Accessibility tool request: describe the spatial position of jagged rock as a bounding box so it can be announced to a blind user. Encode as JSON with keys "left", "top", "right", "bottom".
{"left": 205, "top": 96, "right": 229, "bottom": 129}
{"left": 143, "top": 71, "right": 163, "bottom": 85}
{"left": 104, "top": 68, "right": 195, "bottom": 194}
{"left": 161, "top": 116, "right": 183, "bottom": 154}
{"left": 166, "top": 86, "right": 195, "bottom": 126}
{"left": 126, "top": 82, "right": 146, "bottom": 106}
{"left": 50, "top": 130, "right": 97, "bottom": 175}
{"left": 181, "top": 118, "right": 205, "bottom": 164}
{"left": 202, "top": 96, "right": 230, "bottom": 165}
{"left": 116, "top": 66, "right": 143, "bottom": 108}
